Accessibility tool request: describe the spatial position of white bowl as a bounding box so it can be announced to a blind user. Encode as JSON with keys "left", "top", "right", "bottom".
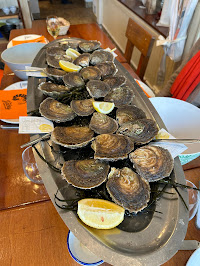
{"left": 150, "top": 97, "right": 200, "bottom": 165}
{"left": 1, "top": 42, "right": 46, "bottom": 80}
{"left": 67, "top": 231, "right": 103, "bottom": 266}
{"left": 9, "top": 6, "right": 17, "bottom": 13}
{"left": 2, "top": 7, "right": 10, "bottom": 15}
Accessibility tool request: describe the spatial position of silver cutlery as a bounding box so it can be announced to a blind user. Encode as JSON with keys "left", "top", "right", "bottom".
{"left": 152, "top": 139, "right": 200, "bottom": 144}
{"left": 20, "top": 132, "right": 51, "bottom": 148}
{"left": 15, "top": 68, "right": 45, "bottom": 72}
{"left": 1, "top": 125, "right": 19, "bottom": 129}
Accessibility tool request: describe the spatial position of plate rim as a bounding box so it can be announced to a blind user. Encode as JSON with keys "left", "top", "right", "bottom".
{"left": 7, "top": 34, "right": 48, "bottom": 48}
{"left": 1, "top": 81, "right": 27, "bottom": 124}
{"left": 149, "top": 97, "right": 200, "bottom": 155}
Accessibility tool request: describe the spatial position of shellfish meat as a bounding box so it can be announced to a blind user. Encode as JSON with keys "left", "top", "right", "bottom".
{"left": 129, "top": 145, "right": 174, "bottom": 182}
{"left": 106, "top": 167, "right": 150, "bottom": 213}
{"left": 61, "top": 159, "right": 110, "bottom": 189}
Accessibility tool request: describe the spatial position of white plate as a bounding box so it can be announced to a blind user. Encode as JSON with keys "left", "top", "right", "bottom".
{"left": 7, "top": 34, "right": 48, "bottom": 48}
{"left": 135, "top": 79, "right": 155, "bottom": 97}
{"left": 186, "top": 248, "right": 200, "bottom": 266}
{"left": 150, "top": 97, "right": 200, "bottom": 155}
{"left": 1, "top": 81, "right": 27, "bottom": 124}
{"left": 67, "top": 231, "right": 103, "bottom": 266}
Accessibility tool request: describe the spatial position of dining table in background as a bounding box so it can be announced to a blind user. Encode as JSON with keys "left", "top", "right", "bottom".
{"left": 0, "top": 20, "right": 199, "bottom": 266}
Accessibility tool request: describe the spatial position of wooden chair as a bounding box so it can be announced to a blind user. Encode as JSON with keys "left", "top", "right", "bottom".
{"left": 125, "top": 18, "right": 155, "bottom": 81}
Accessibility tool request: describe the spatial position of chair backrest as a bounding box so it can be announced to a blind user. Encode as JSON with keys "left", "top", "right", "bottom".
{"left": 125, "top": 18, "right": 155, "bottom": 81}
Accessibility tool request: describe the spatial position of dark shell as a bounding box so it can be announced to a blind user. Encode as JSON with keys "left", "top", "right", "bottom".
{"left": 89, "top": 112, "right": 118, "bottom": 134}
{"left": 103, "top": 75, "right": 126, "bottom": 89}
{"left": 90, "top": 50, "right": 114, "bottom": 65}
{"left": 86, "top": 80, "right": 111, "bottom": 98}
{"left": 46, "top": 46, "right": 66, "bottom": 56}
{"left": 117, "top": 118, "right": 158, "bottom": 144}
{"left": 78, "top": 40, "right": 101, "bottom": 53}
{"left": 45, "top": 67, "right": 66, "bottom": 81}
{"left": 104, "top": 86, "right": 134, "bottom": 107}
{"left": 80, "top": 66, "right": 101, "bottom": 81}
{"left": 46, "top": 54, "right": 72, "bottom": 68}
{"left": 63, "top": 72, "right": 85, "bottom": 89}
{"left": 91, "top": 134, "right": 134, "bottom": 161}
{"left": 39, "top": 97, "right": 76, "bottom": 122}
{"left": 129, "top": 145, "right": 174, "bottom": 182}
{"left": 95, "top": 62, "right": 117, "bottom": 78}
{"left": 74, "top": 53, "right": 90, "bottom": 67}
{"left": 61, "top": 159, "right": 110, "bottom": 189}
{"left": 51, "top": 126, "right": 94, "bottom": 148}
{"left": 106, "top": 167, "right": 150, "bottom": 213}
{"left": 59, "top": 40, "right": 81, "bottom": 50}
{"left": 70, "top": 98, "right": 95, "bottom": 116}
{"left": 38, "top": 82, "right": 70, "bottom": 97}
{"left": 116, "top": 105, "right": 147, "bottom": 126}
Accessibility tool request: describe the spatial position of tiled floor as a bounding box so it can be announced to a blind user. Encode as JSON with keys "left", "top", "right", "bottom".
{"left": 39, "top": 0, "right": 97, "bottom": 25}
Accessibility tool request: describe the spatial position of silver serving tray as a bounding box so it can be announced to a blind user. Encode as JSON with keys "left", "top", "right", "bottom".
{"left": 27, "top": 38, "right": 188, "bottom": 266}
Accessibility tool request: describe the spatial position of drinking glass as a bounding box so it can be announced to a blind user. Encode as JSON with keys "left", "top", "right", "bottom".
{"left": 46, "top": 15, "right": 60, "bottom": 39}
{"left": 22, "top": 146, "right": 43, "bottom": 184}
{"left": 186, "top": 180, "right": 199, "bottom": 221}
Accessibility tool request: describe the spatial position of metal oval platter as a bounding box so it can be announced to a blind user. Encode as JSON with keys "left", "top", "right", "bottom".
{"left": 27, "top": 38, "right": 188, "bottom": 266}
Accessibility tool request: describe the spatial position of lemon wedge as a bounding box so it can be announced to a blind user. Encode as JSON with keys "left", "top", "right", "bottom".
{"left": 77, "top": 198, "right": 125, "bottom": 229}
{"left": 59, "top": 60, "right": 82, "bottom": 72}
{"left": 66, "top": 48, "right": 80, "bottom": 60}
{"left": 92, "top": 101, "right": 115, "bottom": 114}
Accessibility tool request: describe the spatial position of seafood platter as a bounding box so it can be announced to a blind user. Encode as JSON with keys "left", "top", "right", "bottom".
{"left": 27, "top": 38, "right": 188, "bottom": 266}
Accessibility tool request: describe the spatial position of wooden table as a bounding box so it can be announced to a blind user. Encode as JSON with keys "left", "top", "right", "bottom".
{"left": 0, "top": 20, "right": 199, "bottom": 266}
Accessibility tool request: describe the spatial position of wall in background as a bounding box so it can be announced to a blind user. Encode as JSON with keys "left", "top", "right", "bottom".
{"left": 0, "top": 0, "right": 18, "bottom": 8}
{"left": 93, "top": 0, "right": 175, "bottom": 94}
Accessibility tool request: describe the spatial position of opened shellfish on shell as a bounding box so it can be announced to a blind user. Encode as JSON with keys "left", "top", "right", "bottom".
{"left": 46, "top": 54, "right": 72, "bottom": 69}
{"left": 51, "top": 126, "right": 94, "bottom": 148}
{"left": 46, "top": 46, "right": 66, "bottom": 56}
{"left": 129, "top": 145, "right": 174, "bottom": 182}
{"left": 38, "top": 82, "right": 71, "bottom": 97}
{"left": 86, "top": 80, "right": 111, "bottom": 98}
{"left": 91, "top": 134, "right": 134, "bottom": 161}
{"left": 80, "top": 66, "right": 102, "bottom": 81}
{"left": 106, "top": 167, "right": 150, "bottom": 213}
{"left": 116, "top": 105, "right": 146, "bottom": 126}
{"left": 104, "top": 86, "right": 134, "bottom": 107}
{"left": 63, "top": 72, "right": 85, "bottom": 89}
{"left": 117, "top": 118, "right": 158, "bottom": 144}
{"left": 39, "top": 97, "right": 76, "bottom": 123}
{"left": 78, "top": 40, "right": 101, "bottom": 53}
{"left": 90, "top": 50, "right": 114, "bottom": 65}
{"left": 61, "top": 159, "right": 110, "bottom": 189}
{"left": 45, "top": 67, "right": 66, "bottom": 82}
{"left": 89, "top": 112, "right": 118, "bottom": 134}
{"left": 70, "top": 98, "right": 95, "bottom": 116}
{"left": 95, "top": 62, "right": 117, "bottom": 78}
{"left": 103, "top": 75, "right": 126, "bottom": 89}
{"left": 74, "top": 53, "right": 90, "bottom": 67}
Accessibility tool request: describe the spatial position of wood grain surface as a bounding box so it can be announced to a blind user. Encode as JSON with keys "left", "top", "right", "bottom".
{"left": 0, "top": 21, "right": 200, "bottom": 266}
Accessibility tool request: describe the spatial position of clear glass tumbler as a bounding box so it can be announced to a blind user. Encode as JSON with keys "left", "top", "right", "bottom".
{"left": 186, "top": 180, "right": 199, "bottom": 221}
{"left": 22, "top": 146, "right": 43, "bottom": 184}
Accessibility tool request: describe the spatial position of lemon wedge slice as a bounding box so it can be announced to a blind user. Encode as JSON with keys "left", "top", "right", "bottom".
{"left": 92, "top": 101, "right": 115, "bottom": 114}
{"left": 77, "top": 198, "right": 125, "bottom": 229}
{"left": 66, "top": 48, "right": 80, "bottom": 60}
{"left": 59, "top": 60, "right": 82, "bottom": 72}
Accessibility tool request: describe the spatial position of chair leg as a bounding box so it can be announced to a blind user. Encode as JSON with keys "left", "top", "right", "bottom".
{"left": 124, "top": 40, "right": 134, "bottom": 64}
{"left": 137, "top": 54, "right": 149, "bottom": 81}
